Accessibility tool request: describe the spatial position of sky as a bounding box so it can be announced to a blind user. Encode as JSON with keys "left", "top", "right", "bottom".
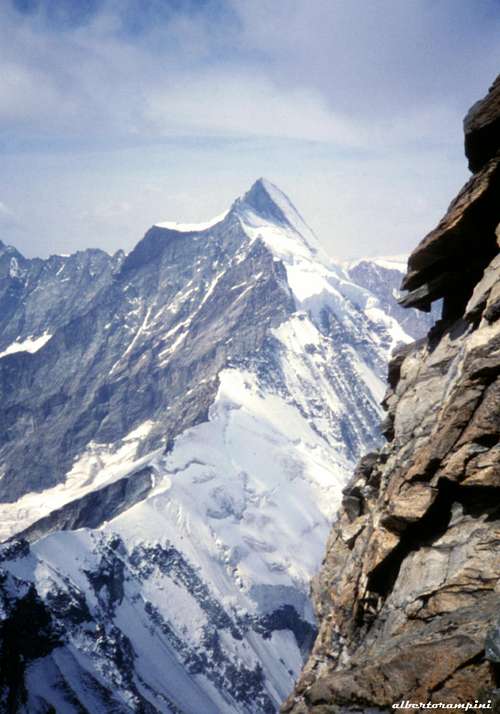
{"left": 1, "top": 0, "right": 499, "bottom": 261}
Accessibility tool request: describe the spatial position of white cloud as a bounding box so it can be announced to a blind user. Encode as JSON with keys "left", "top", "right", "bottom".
{"left": 143, "top": 72, "right": 365, "bottom": 145}
{"left": 2, "top": 1, "right": 497, "bottom": 147}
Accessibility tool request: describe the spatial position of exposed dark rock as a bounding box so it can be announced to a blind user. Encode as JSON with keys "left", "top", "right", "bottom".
{"left": 251, "top": 605, "right": 317, "bottom": 656}
{"left": 465, "top": 74, "right": 500, "bottom": 172}
{"left": 0, "top": 578, "right": 61, "bottom": 713}
{"left": 0, "top": 538, "right": 29, "bottom": 561}
{"left": 12, "top": 466, "right": 154, "bottom": 543}
{"left": 0, "top": 226, "right": 294, "bottom": 503}
{"left": 486, "top": 621, "right": 500, "bottom": 664}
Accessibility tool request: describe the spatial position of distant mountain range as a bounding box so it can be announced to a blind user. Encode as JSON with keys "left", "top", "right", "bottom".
{"left": 0, "top": 179, "right": 437, "bottom": 713}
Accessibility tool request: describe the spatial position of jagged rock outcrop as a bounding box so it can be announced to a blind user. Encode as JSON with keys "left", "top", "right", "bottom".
{"left": 283, "top": 76, "right": 500, "bottom": 713}
{"left": 465, "top": 74, "right": 500, "bottom": 173}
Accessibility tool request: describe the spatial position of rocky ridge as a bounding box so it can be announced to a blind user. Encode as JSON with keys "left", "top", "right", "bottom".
{"left": 282, "top": 76, "right": 500, "bottom": 713}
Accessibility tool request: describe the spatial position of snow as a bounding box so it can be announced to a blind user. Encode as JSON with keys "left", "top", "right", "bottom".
{"left": 13, "top": 298, "right": 381, "bottom": 707}
{"left": 254, "top": 179, "right": 328, "bottom": 261}
{"left": 155, "top": 210, "right": 229, "bottom": 233}
{"left": 235, "top": 181, "right": 411, "bottom": 354}
{"left": 20, "top": 358, "right": 345, "bottom": 705}
{"left": 0, "top": 420, "right": 160, "bottom": 541}
{"left": 364, "top": 301, "right": 413, "bottom": 350}
{"left": 109, "top": 304, "right": 153, "bottom": 374}
{"left": 346, "top": 254, "right": 408, "bottom": 273}
{"left": 9, "top": 256, "right": 23, "bottom": 279}
{"left": 237, "top": 199, "right": 330, "bottom": 268}
{"left": 0, "top": 331, "right": 52, "bottom": 358}
{"left": 109, "top": 352, "right": 353, "bottom": 603}
{"left": 234, "top": 180, "right": 376, "bottom": 322}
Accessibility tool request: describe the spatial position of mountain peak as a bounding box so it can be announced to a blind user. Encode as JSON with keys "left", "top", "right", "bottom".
{"left": 0, "top": 172, "right": 439, "bottom": 713}
{"left": 235, "top": 177, "right": 295, "bottom": 228}
{"left": 0, "top": 239, "right": 22, "bottom": 257}
{"left": 149, "top": 177, "right": 329, "bottom": 276}
{"left": 231, "top": 177, "right": 332, "bottom": 267}
{"left": 152, "top": 178, "right": 303, "bottom": 241}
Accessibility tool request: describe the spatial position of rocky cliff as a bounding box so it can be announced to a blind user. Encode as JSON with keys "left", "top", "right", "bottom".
{"left": 283, "top": 76, "right": 500, "bottom": 713}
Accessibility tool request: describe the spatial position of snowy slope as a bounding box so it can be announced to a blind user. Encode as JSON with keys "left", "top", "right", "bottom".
{"left": 0, "top": 179, "right": 435, "bottom": 713}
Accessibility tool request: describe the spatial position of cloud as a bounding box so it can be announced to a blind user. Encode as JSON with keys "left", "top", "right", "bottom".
{"left": 2, "top": 0, "right": 499, "bottom": 148}
{"left": 144, "top": 72, "right": 364, "bottom": 144}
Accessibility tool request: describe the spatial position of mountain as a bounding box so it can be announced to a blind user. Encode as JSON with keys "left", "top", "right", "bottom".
{"left": 0, "top": 242, "right": 124, "bottom": 357}
{"left": 0, "top": 179, "right": 434, "bottom": 713}
{"left": 283, "top": 76, "right": 500, "bottom": 713}
{"left": 345, "top": 256, "right": 441, "bottom": 340}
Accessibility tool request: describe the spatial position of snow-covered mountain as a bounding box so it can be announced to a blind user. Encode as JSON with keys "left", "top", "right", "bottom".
{"left": 0, "top": 179, "right": 436, "bottom": 713}
{"left": 344, "top": 256, "right": 441, "bottom": 340}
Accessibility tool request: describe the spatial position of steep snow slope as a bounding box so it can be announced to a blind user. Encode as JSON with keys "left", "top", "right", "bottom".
{"left": 0, "top": 180, "right": 436, "bottom": 713}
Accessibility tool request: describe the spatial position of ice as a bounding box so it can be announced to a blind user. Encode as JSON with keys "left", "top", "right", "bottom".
{"left": 155, "top": 210, "right": 229, "bottom": 233}
{"left": 0, "top": 331, "right": 52, "bottom": 358}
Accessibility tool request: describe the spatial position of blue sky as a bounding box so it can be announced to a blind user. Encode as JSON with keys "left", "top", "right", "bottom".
{"left": 1, "top": 0, "right": 499, "bottom": 259}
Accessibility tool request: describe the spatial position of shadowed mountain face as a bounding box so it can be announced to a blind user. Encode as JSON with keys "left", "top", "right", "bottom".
{"left": 0, "top": 179, "right": 435, "bottom": 713}
{"left": 283, "top": 77, "right": 500, "bottom": 714}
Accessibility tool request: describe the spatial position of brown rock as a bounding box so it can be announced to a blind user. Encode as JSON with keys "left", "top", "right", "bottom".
{"left": 362, "top": 527, "right": 400, "bottom": 576}
{"left": 400, "top": 155, "right": 500, "bottom": 313}
{"left": 464, "top": 74, "right": 500, "bottom": 173}
{"left": 462, "top": 445, "right": 500, "bottom": 486}
{"left": 456, "top": 377, "right": 500, "bottom": 446}
{"left": 466, "top": 249, "right": 500, "bottom": 323}
{"left": 432, "top": 662, "right": 495, "bottom": 705}
{"left": 382, "top": 483, "right": 437, "bottom": 529}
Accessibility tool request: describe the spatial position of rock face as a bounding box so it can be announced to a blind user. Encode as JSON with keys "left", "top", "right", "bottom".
{"left": 283, "top": 77, "right": 500, "bottom": 713}
{"left": 465, "top": 74, "right": 500, "bottom": 173}
{"left": 0, "top": 180, "right": 435, "bottom": 713}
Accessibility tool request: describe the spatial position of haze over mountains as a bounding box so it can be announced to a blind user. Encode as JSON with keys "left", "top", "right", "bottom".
{"left": 0, "top": 179, "right": 436, "bottom": 712}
